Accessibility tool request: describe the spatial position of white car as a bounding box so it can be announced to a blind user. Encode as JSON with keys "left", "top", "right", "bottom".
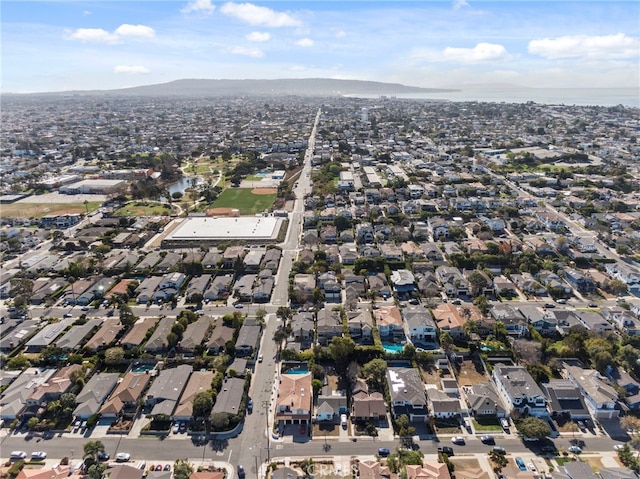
{"left": 568, "top": 446, "right": 582, "bottom": 454}
{"left": 528, "top": 464, "right": 536, "bottom": 472}
{"left": 115, "top": 452, "right": 131, "bottom": 462}
{"left": 31, "top": 452, "right": 47, "bottom": 461}
{"left": 451, "top": 436, "right": 465, "bottom": 445}
{"left": 614, "top": 444, "right": 625, "bottom": 451}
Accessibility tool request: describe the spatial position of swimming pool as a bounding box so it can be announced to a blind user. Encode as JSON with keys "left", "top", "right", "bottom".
{"left": 131, "top": 364, "right": 155, "bottom": 373}
{"left": 383, "top": 343, "right": 404, "bottom": 354}
{"left": 285, "top": 368, "right": 309, "bottom": 375}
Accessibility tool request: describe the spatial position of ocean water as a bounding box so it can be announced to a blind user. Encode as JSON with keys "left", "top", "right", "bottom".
{"left": 349, "top": 87, "right": 639, "bottom": 108}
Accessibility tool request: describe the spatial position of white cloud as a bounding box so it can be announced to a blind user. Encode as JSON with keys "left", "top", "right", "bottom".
{"left": 334, "top": 30, "right": 346, "bottom": 39}
{"left": 227, "top": 45, "right": 264, "bottom": 57}
{"left": 528, "top": 33, "right": 639, "bottom": 60}
{"left": 295, "top": 38, "right": 313, "bottom": 47}
{"left": 65, "top": 28, "right": 118, "bottom": 44}
{"left": 114, "top": 65, "right": 150, "bottom": 74}
{"left": 65, "top": 24, "right": 155, "bottom": 44}
{"left": 220, "top": 2, "right": 301, "bottom": 27}
{"left": 82, "top": 10, "right": 91, "bottom": 16}
{"left": 452, "top": 0, "right": 470, "bottom": 10}
{"left": 113, "top": 24, "right": 156, "bottom": 39}
{"left": 443, "top": 43, "right": 509, "bottom": 63}
{"left": 246, "top": 31, "right": 270, "bottom": 42}
{"left": 180, "top": 0, "right": 216, "bottom": 15}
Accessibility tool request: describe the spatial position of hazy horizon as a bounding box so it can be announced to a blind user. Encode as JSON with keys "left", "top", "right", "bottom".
{"left": 2, "top": 1, "right": 639, "bottom": 94}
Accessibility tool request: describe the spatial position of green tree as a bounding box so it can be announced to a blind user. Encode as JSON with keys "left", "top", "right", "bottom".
{"left": 467, "top": 271, "right": 489, "bottom": 297}
{"left": 607, "top": 279, "right": 628, "bottom": 296}
{"left": 83, "top": 440, "right": 106, "bottom": 463}
{"left": 328, "top": 336, "right": 356, "bottom": 378}
{"left": 362, "top": 358, "right": 388, "bottom": 391}
{"left": 395, "top": 414, "right": 416, "bottom": 446}
{"left": 104, "top": 347, "right": 125, "bottom": 366}
{"left": 473, "top": 294, "right": 490, "bottom": 315}
{"left": 312, "top": 379, "right": 323, "bottom": 397}
{"left": 192, "top": 391, "right": 214, "bottom": 419}
{"left": 6, "top": 354, "right": 31, "bottom": 370}
{"left": 173, "top": 459, "right": 194, "bottom": 479}
{"left": 27, "top": 417, "right": 39, "bottom": 430}
{"left": 517, "top": 417, "right": 551, "bottom": 440}
{"left": 87, "top": 463, "right": 106, "bottom": 479}
{"left": 119, "top": 303, "right": 137, "bottom": 327}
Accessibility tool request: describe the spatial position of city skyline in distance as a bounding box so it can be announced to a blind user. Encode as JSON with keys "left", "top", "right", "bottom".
{"left": 2, "top": 0, "right": 639, "bottom": 94}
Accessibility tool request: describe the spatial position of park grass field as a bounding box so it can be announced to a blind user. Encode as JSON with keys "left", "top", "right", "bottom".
{"left": 211, "top": 188, "right": 276, "bottom": 215}
{"left": 115, "top": 202, "right": 172, "bottom": 216}
{"left": 0, "top": 201, "right": 102, "bottom": 218}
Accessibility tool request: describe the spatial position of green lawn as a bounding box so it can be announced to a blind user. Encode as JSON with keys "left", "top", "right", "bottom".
{"left": 212, "top": 188, "right": 276, "bottom": 215}
{"left": 115, "top": 202, "right": 172, "bottom": 216}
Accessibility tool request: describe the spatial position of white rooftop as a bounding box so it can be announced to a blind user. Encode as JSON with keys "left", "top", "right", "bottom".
{"left": 167, "top": 216, "right": 283, "bottom": 241}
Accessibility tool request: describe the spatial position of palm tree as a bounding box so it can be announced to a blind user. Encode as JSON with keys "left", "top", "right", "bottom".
{"left": 83, "top": 440, "right": 105, "bottom": 464}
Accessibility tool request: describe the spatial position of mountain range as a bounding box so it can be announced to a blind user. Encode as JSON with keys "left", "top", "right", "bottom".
{"left": 4, "top": 78, "right": 458, "bottom": 97}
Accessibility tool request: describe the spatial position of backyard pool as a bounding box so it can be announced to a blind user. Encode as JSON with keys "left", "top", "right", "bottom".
{"left": 132, "top": 363, "right": 156, "bottom": 373}
{"left": 383, "top": 343, "right": 404, "bottom": 354}
{"left": 286, "top": 368, "right": 309, "bottom": 374}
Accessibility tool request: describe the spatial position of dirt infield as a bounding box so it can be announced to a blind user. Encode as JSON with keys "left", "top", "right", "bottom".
{"left": 206, "top": 207, "right": 238, "bottom": 216}
{"left": 251, "top": 187, "right": 278, "bottom": 195}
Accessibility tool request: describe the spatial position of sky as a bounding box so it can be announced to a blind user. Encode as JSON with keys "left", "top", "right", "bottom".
{"left": 1, "top": 0, "right": 639, "bottom": 93}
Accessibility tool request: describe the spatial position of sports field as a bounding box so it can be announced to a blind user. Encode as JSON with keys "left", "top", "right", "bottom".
{"left": 211, "top": 188, "right": 277, "bottom": 215}
{"left": 0, "top": 201, "right": 101, "bottom": 218}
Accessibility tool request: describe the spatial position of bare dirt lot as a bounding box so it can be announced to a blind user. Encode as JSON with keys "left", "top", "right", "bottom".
{"left": 251, "top": 187, "right": 278, "bottom": 195}
{"left": 456, "top": 358, "right": 489, "bottom": 386}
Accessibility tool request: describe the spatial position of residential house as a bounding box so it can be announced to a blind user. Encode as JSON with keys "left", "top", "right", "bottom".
{"left": 73, "top": 372, "right": 120, "bottom": 419}
{"left": 84, "top": 317, "right": 123, "bottom": 351}
{"left": 252, "top": 276, "right": 274, "bottom": 303}
{"left": 172, "top": 370, "right": 216, "bottom": 421}
{"left": 436, "top": 266, "right": 469, "bottom": 297}
{"left": 389, "top": 269, "right": 416, "bottom": 296}
{"left": 357, "top": 461, "right": 396, "bottom": 479}
{"left": 235, "top": 318, "right": 262, "bottom": 357}
{"left": 356, "top": 223, "right": 375, "bottom": 244}
{"left": 427, "top": 388, "right": 462, "bottom": 419}
{"left": 351, "top": 378, "right": 387, "bottom": 422}
{"left": 492, "top": 364, "right": 548, "bottom": 418}
{"left": 120, "top": 317, "right": 159, "bottom": 350}
{"left": 374, "top": 306, "right": 404, "bottom": 340}
{"left": 261, "top": 248, "right": 281, "bottom": 270}
{"left": 403, "top": 308, "right": 438, "bottom": 345}
{"left": 222, "top": 246, "right": 245, "bottom": 269}
{"left": 562, "top": 364, "right": 619, "bottom": 419}
{"left": 318, "top": 271, "right": 342, "bottom": 303}
{"left": 99, "top": 372, "right": 151, "bottom": 418}
{"left": 464, "top": 382, "right": 508, "bottom": 419}
{"left": 315, "top": 385, "right": 348, "bottom": 423}
{"left": 316, "top": 308, "right": 343, "bottom": 346}
{"left": 386, "top": 367, "right": 428, "bottom": 422}
{"left": 275, "top": 372, "right": 312, "bottom": 427}
{"left": 24, "top": 365, "right": 82, "bottom": 412}
{"left": 511, "top": 273, "right": 546, "bottom": 296}
{"left": 290, "top": 312, "right": 315, "bottom": 344}
{"left": 563, "top": 268, "right": 596, "bottom": 294}
{"left": 541, "top": 379, "right": 590, "bottom": 420}
{"left": 605, "top": 262, "right": 640, "bottom": 296}
{"left": 234, "top": 274, "right": 256, "bottom": 302}
{"left": 367, "top": 273, "right": 391, "bottom": 299}
{"left": 347, "top": 309, "right": 374, "bottom": 344}
{"left": 205, "top": 321, "right": 235, "bottom": 354}
{"left": 203, "top": 274, "right": 234, "bottom": 301}
{"left": 180, "top": 316, "right": 212, "bottom": 353}
{"left": 490, "top": 304, "right": 528, "bottom": 337}
{"left": 211, "top": 377, "right": 245, "bottom": 417}
{"left": 144, "top": 365, "right": 191, "bottom": 417}
{"left": 185, "top": 275, "right": 212, "bottom": 302}
{"left": 406, "top": 462, "right": 451, "bottom": 479}
{"left": 155, "top": 252, "right": 182, "bottom": 272}
{"left": 574, "top": 310, "right": 614, "bottom": 334}
{"left": 145, "top": 316, "right": 175, "bottom": 353}
{"left": 0, "top": 368, "right": 57, "bottom": 421}
{"left": 380, "top": 243, "right": 403, "bottom": 262}
{"left": 243, "top": 250, "right": 264, "bottom": 271}
{"left": 136, "top": 276, "right": 164, "bottom": 304}
{"left": 432, "top": 304, "right": 466, "bottom": 340}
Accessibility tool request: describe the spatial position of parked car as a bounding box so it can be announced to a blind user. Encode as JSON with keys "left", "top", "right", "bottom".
{"left": 493, "top": 446, "right": 506, "bottom": 455}
{"left": 451, "top": 436, "right": 465, "bottom": 445}
{"left": 10, "top": 451, "right": 27, "bottom": 461}
{"left": 515, "top": 457, "right": 527, "bottom": 471}
{"left": 234, "top": 303, "right": 244, "bottom": 309}
{"left": 237, "top": 465, "right": 245, "bottom": 479}
{"left": 258, "top": 354, "right": 263, "bottom": 363}
{"left": 164, "top": 465, "right": 171, "bottom": 471}
{"left": 614, "top": 444, "right": 625, "bottom": 451}
{"left": 437, "top": 446, "right": 454, "bottom": 456}
{"left": 377, "top": 448, "right": 391, "bottom": 456}
{"left": 247, "top": 398, "right": 253, "bottom": 413}
{"left": 528, "top": 464, "right": 537, "bottom": 472}
{"left": 97, "top": 451, "right": 110, "bottom": 462}
{"left": 480, "top": 435, "right": 495, "bottom": 444}
{"left": 340, "top": 414, "right": 347, "bottom": 429}
{"left": 172, "top": 423, "right": 180, "bottom": 434}
{"left": 115, "top": 452, "right": 131, "bottom": 462}
{"left": 30, "top": 452, "right": 47, "bottom": 461}
{"left": 568, "top": 446, "right": 582, "bottom": 454}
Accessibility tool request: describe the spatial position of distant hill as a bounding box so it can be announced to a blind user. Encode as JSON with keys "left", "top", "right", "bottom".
{"left": 6, "top": 78, "right": 458, "bottom": 97}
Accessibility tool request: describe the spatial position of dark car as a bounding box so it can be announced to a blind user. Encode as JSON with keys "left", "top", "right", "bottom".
{"left": 96, "top": 451, "right": 110, "bottom": 462}
{"left": 438, "top": 446, "right": 454, "bottom": 456}
{"left": 377, "top": 448, "right": 391, "bottom": 456}
{"left": 480, "top": 435, "right": 495, "bottom": 445}
{"left": 237, "top": 465, "right": 245, "bottom": 479}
